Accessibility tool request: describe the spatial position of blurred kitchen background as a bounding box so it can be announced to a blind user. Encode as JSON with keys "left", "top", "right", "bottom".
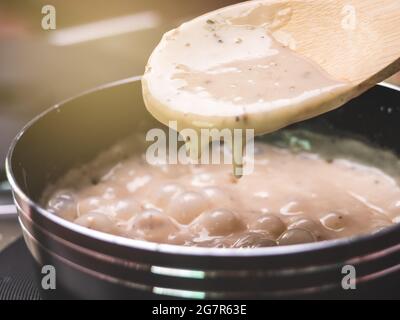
{"left": 0, "top": 0, "right": 399, "bottom": 249}
{"left": 0, "top": 0, "right": 243, "bottom": 249}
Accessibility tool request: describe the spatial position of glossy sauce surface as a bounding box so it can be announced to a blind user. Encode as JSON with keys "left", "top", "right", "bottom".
{"left": 45, "top": 133, "right": 400, "bottom": 248}
{"left": 142, "top": 1, "right": 351, "bottom": 135}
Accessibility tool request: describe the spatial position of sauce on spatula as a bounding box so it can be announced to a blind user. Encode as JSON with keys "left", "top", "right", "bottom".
{"left": 142, "top": 1, "right": 351, "bottom": 176}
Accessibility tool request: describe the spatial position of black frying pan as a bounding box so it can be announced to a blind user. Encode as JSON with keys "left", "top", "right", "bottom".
{"left": 5, "top": 77, "right": 400, "bottom": 299}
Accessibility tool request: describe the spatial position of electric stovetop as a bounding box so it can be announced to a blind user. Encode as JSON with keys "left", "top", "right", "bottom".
{"left": 0, "top": 238, "right": 41, "bottom": 300}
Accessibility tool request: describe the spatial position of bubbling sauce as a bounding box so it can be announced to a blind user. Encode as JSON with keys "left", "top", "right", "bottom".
{"left": 44, "top": 132, "right": 400, "bottom": 248}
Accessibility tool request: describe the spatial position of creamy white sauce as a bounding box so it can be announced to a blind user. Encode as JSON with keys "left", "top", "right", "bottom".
{"left": 44, "top": 2, "right": 400, "bottom": 248}
{"left": 44, "top": 132, "right": 400, "bottom": 247}
{"left": 142, "top": 1, "right": 351, "bottom": 136}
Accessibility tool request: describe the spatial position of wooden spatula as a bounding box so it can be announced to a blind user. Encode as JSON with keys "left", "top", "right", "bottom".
{"left": 142, "top": 0, "right": 400, "bottom": 177}
{"left": 264, "top": 0, "right": 400, "bottom": 95}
